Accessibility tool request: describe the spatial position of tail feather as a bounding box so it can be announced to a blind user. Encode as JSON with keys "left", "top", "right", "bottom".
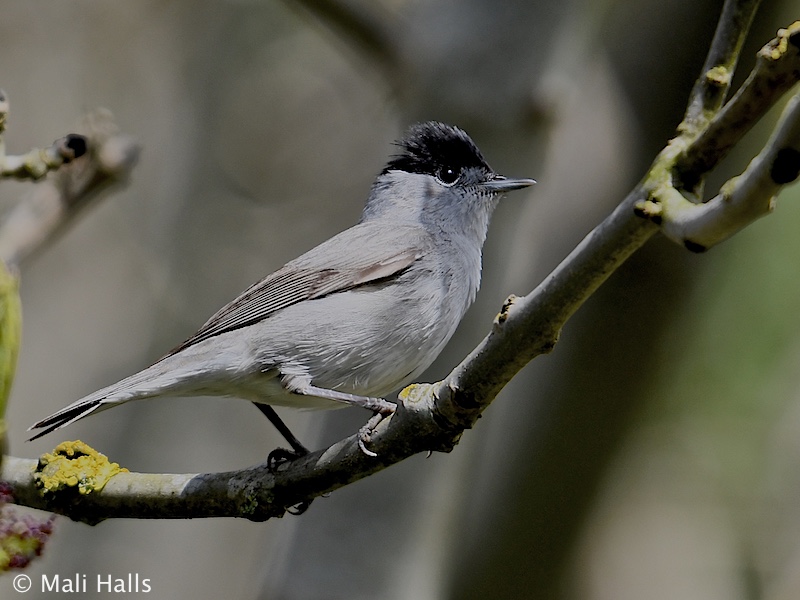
{"left": 27, "top": 351, "right": 209, "bottom": 441}
{"left": 27, "top": 400, "right": 104, "bottom": 441}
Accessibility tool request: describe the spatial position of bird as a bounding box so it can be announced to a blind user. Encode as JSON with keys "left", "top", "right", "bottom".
{"left": 28, "top": 121, "right": 535, "bottom": 460}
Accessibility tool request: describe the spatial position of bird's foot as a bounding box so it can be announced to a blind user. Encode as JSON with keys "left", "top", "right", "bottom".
{"left": 266, "top": 447, "right": 313, "bottom": 515}
{"left": 357, "top": 404, "right": 396, "bottom": 457}
{"left": 267, "top": 446, "right": 308, "bottom": 473}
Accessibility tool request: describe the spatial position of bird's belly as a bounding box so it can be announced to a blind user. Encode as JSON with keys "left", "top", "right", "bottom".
{"left": 243, "top": 283, "right": 458, "bottom": 403}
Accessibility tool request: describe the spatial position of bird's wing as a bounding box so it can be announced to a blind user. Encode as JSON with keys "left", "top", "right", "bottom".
{"left": 169, "top": 222, "right": 431, "bottom": 354}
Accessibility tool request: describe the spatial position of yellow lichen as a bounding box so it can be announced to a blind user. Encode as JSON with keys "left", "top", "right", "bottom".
{"left": 34, "top": 440, "right": 128, "bottom": 496}
{"left": 705, "top": 65, "right": 731, "bottom": 86}
{"left": 764, "top": 22, "right": 800, "bottom": 61}
{"left": 398, "top": 383, "right": 436, "bottom": 404}
{"left": 494, "top": 294, "right": 518, "bottom": 326}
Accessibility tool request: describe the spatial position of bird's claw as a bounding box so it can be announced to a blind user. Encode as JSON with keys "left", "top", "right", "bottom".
{"left": 357, "top": 432, "right": 378, "bottom": 457}
{"left": 267, "top": 447, "right": 308, "bottom": 473}
{"left": 266, "top": 447, "right": 314, "bottom": 515}
{"left": 357, "top": 405, "right": 396, "bottom": 457}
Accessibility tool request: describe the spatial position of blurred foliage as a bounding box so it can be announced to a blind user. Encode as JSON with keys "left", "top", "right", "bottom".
{"left": 0, "top": 261, "right": 19, "bottom": 423}
{"left": 0, "top": 481, "right": 55, "bottom": 573}
{"left": 0, "top": 260, "right": 19, "bottom": 469}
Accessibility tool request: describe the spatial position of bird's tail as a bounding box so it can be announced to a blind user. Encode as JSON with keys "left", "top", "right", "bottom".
{"left": 27, "top": 398, "right": 106, "bottom": 441}
{"left": 27, "top": 354, "right": 200, "bottom": 441}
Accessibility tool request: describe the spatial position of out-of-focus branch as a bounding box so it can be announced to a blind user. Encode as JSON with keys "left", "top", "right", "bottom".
{"left": 286, "top": 0, "right": 401, "bottom": 76}
{"left": 0, "top": 135, "right": 87, "bottom": 182}
{"left": 0, "top": 90, "right": 87, "bottom": 182}
{"left": 0, "top": 92, "right": 103, "bottom": 482}
{"left": 0, "top": 98, "right": 137, "bottom": 566}
{"left": 0, "top": 109, "right": 140, "bottom": 267}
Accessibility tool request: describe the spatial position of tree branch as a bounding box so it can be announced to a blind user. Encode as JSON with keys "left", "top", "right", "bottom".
{"left": 676, "top": 20, "right": 800, "bottom": 188}
{"left": 0, "top": 109, "right": 140, "bottom": 267}
{"left": 3, "top": 6, "right": 800, "bottom": 524}
{"left": 0, "top": 90, "right": 88, "bottom": 182}
{"left": 0, "top": 102, "right": 140, "bottom": 568}
{"left": 636, "top": 21, "right": 800, "bottom": 251}
{"left": 658, "top": 92, "right": 800, "bottom": 249}
{"left": 681, "top": 0, "right": 761, "bottom": 133}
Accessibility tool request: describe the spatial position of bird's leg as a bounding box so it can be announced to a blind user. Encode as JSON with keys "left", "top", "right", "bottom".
{"left": 280, "top": 376, "right": 396, "bottom": 456}
{"left": 252, "top": 403, "right": 313, "bottom": 515}
{"left": 254, "top": 402, "right": 309, "bottom": 475}
{"left": 253, "top": 403, "right": 310, "bottom": 458}
{"left": 356, "top": 406, "right": 395, "bottom": 457}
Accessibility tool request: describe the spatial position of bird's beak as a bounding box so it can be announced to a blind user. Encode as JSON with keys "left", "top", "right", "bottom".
{"left": 480, "top": 175, "right": 536, "bottom": 193}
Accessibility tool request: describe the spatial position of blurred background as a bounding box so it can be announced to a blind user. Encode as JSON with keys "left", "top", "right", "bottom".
{"left": 2, "top": 0, "right": 800, "bottom": 598}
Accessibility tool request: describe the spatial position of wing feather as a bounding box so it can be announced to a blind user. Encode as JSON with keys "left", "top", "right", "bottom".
{"left": 169, "top": 223, "right": 430, "bottom": 353}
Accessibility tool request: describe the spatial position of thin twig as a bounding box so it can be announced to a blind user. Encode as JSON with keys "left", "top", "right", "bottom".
{"left": 0, "top": 136, "right": 88, "bottom": 181}
{"left": 0, "top": 110, "right": 140, "bottom": 267}
{"left": 676, "top": 21, "right": 800, "bottom": 187}
{"left": 0, "top": 90, "right": 88, "bottom": 181}
{"left": 681, "top": 0, "right": 762, "bottom": 134}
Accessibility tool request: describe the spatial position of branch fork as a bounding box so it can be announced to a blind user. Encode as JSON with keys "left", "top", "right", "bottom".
{"left": 636, "top": 21, "right": 800, "bottom": 252}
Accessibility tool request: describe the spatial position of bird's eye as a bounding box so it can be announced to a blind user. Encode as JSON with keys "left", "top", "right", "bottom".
{"left": 436, "top": 165, "right": 461, "bottom": 185}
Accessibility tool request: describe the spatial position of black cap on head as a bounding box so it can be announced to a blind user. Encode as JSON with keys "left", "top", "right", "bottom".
{"left": 382, "top": 122, "right": 492, "bottom": 178}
